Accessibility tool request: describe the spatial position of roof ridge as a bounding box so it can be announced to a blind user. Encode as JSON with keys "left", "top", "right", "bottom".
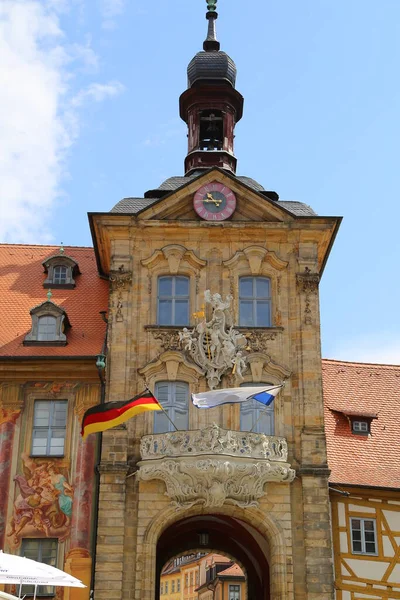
{"left": 322, "top": 358, "right": 400, "bottom": 369}
{"left": 0, "top": 243, "right": 94, "bottom": 250}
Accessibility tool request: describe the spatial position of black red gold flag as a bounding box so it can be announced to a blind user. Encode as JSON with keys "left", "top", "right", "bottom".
{"left": 81, "top": 391, "right": 162, "bottom": 439}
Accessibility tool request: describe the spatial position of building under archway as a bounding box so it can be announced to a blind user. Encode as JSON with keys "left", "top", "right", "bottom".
{"left": 156, "top": 515, "right": 270, "bottom": 600}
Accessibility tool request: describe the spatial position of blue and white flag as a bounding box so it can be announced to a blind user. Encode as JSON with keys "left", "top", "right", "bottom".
{"left": 191, "top": 385, "right": 283, "bottom": 409}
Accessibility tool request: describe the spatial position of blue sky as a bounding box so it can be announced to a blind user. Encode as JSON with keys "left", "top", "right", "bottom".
{"left": 1, "top": 0, "right": 399, "bottom": 364}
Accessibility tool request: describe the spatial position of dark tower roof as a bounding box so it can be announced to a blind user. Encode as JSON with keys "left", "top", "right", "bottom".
{"left": 187, "top": 2, "right": 237, "bottom": 88}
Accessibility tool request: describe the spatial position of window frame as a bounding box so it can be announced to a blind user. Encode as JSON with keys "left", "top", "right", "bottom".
{"left": 239, "top": 382, "right": 275, "bottom": 435}
{"left": 352, "top": 420, "right": 370, "bottom": 435}
{"left": 31, "top": 400, "right": 68, "bottom": 457}
{"left": 21, "top": 538, "right": 58, "bottom": 596}
{"left": 153, "top": 381, "right": 189, "bottom": 434}
{"left": 350, "top": 517, "right": 378, "bottom": 555}
{"left": 229, "top": 584, "right": 241, "bottom": 600}
{"left": 239, "top": 276, "right": 272, "bottom": 327}
{"left": 157, "top": 275, "right": 190, "bottom": 326}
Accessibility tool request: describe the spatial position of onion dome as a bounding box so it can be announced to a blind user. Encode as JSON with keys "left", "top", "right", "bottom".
{"left": 187, "top": 1, "right": 237, "bottom": 88}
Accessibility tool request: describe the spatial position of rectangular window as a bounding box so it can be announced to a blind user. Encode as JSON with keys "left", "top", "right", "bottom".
{"left": 185, "top": 574, "right": 189, "bottom": 587}
{"left": 31, "top": 400, "right": 68, "bottom": 456}
{"left": 172, "top": 580, "right": 175, "bottom": 592}
{"left": 195, "top": 571, "right": 199, "bottom": 585}
{"left": 239, "top": 277, "right": 271, "bottom": 327}
{"left": 37, "top": 316, "right": 57, "bottom": 341}
{"left": 53, "top": 266, "right": 68, "bottom": 284}
{"left": 229, "top": 585, "right": 241, "bottom": 600}
{"left": 350, "top": 518, "right": 377, "bottom": 554}
{"left": 190, "top": 572, "right": 193, "bottom": 586}
{"left": 154, "top": 381, "right": 189, "bottom": 433}
{"left": 239, "top": 383, "right": 274, "bottom": 434}
{"left": 165, "top": 582, "right": 168, "bottom": 594}
{"left": 21, "top": 539, "right": 58, "bottom": 596}
{"left": 177, "top": 578, "right": 181, "bottom": 592}
{"left": 352, "top": 420, "right": 369, "bottom": 434}
{"left": 157, "top": 276, "right": 189, "bottom": 326}
{"left": 160, "top": 583, "right": 163, "bottom": 595}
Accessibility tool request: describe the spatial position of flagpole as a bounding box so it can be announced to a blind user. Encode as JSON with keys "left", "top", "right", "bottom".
{"left": 145, "top": 385, "right": 179, "bottom": 432}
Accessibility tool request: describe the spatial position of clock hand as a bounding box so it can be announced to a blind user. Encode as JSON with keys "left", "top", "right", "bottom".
{"left": 204, "top": 193, "right": 222, "bottom": 206}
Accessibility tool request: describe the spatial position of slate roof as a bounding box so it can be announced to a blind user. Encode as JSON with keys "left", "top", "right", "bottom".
{"left": 188, "top": 50, "right": 237, "bottom": 88}
{"left": 111, "top": 174, "right": 317, "bottom": 217}
{"left": 0, "top": 245, "right": 108, "bottom": 357}
{"left": 323, "top": 359, "right": 400, "bottom": 489}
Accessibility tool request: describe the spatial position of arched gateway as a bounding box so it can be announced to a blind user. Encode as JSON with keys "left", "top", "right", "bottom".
{"left": 156, "top": 515, "right": 270, "bottom": 600}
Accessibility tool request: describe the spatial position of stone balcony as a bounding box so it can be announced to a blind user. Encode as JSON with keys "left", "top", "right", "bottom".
{"left": 137, "top": 424, "right": 295, "bottom": 509}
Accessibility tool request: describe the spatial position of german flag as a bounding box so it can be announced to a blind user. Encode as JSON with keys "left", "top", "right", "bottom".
{"left": 81, "top": 391, "right": 162, "bottom": 439}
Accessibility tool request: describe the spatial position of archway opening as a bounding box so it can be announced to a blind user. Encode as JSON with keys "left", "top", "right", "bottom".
{"left": 156, "top": 514, "right": 270, "bottom": 600}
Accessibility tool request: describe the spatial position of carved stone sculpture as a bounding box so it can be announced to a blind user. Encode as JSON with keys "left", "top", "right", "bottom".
{"left": 179, "top": 291, "right": 248, "bottom": 389}
{"left": 138, "top": 425, "right": 295, "bottom": 509}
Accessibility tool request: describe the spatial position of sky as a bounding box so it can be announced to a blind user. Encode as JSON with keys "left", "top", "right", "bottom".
{"left": 1, "top": 0, "right": 399, "bottom": 364}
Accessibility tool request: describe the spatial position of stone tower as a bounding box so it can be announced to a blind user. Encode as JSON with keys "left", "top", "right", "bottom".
{"left": 90, "top": 2, "right": 341, "bottom": 598}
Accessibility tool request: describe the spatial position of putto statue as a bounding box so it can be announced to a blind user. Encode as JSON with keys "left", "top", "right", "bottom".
{"left": 179, "top": 290, "right": 248, "bottom": 389}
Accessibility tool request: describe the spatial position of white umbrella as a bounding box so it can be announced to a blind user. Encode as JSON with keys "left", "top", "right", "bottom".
{"left": 0, "top": 592, "right": 20, "bottom": 600}
{"left": 0, "top": 551, "right": 85, "bottom": 599}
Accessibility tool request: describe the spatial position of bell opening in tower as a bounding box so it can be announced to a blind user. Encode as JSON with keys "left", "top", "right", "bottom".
{"left": 199, "top": 110, "right": 223, "bottom": 151}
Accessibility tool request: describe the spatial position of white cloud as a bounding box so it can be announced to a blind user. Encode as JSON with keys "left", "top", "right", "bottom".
{"left": 324, "top": 334, "right": 400, "bottom": 366}
{"left": 71, "top": 81, "right": 125, "bottom": 107}
{"left": 0, "top": 1, "right": 124, "bottom": 243}
{"left": 100, "top": 0, "right": 125, "bottom": 29}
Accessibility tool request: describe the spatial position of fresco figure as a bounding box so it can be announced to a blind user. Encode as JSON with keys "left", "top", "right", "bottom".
{"left": 7, "top": 453, "right": 73, "bottom": 548}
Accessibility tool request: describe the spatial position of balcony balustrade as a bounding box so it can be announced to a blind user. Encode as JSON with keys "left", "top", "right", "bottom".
{"left": 138, "top": 424, "right": 295, "bottom": 509}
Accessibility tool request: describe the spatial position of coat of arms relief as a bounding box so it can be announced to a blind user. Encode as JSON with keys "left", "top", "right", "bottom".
{"left": 179, "top": 290, "right": 248, "bottom": 389}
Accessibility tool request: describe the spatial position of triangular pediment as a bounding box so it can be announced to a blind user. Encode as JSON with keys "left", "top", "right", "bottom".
{"left": 137, "top": 169, "right": 295, "bottom": 223}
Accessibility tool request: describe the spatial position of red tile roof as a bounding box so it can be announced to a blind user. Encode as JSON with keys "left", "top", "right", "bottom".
{"left": 0, "top": 244, "right": 108, "bottom": 357}
{"left": 218, "top": 563, "right": 244, "bottom": 577}
{"left": 323, "top": 359, "right": 400, "bottom": 489}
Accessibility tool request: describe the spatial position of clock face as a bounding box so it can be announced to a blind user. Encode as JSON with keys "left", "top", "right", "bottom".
{"left": 193, "top": 182, "right": 237, "bottom": 221}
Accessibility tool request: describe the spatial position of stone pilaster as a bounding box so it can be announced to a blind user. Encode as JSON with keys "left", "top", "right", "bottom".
{"left": 94, "top": 427, "right": 129, "bottom": 600}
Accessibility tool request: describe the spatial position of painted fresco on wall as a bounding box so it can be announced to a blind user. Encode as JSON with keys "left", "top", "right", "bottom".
{"left": 7, "top": 453, "right": 73, "bottom": 548}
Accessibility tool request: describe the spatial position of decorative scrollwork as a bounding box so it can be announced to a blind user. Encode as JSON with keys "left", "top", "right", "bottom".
{"left": 296, "top": 267, "right": 319, "bottom": 294}
{"left": 138, "top": 430, "right": 295, "bottom": 508}
{"left": 109, "top": 265, "right": 132, "bottom": 291}
{"left": 151, "top": 329, "right": 182, "bottom": 352}
{"left": 141, "top": 424, "right": 289, "bottom": 461}
{"left": 245, "top": 330, "right": 278, "bottom": 353}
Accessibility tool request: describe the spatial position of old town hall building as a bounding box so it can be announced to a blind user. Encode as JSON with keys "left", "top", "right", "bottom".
{"left": 0, "top": 3, "right": 399, "bottom": 600}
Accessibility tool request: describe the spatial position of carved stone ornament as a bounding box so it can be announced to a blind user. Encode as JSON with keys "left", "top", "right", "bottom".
{"left": 109, "top": 265, "right": 132, "bottom": 291}
{"left": 296, "top": 267, "right": 319, "bottom": 325}
{"left": 245, "top": 330, "right": 278, "bottom": 353}
{"left": 150, "top": 329, "right": 182, "bottom": 352}
{"left": 179, "top": 291, "right": 248, "bottom": 389}
{"left": 138, "top": 425, "right": 295, "bottom": 509}
{"left": 141, "top": 424, "right": 289, "bottom": 461}
{"left": 296, "top": 267, "right": 320, "bottom": 294}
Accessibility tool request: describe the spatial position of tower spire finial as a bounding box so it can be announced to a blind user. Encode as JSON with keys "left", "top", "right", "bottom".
{"left": 204, "top": 0, "right": 220, "bottom": 52}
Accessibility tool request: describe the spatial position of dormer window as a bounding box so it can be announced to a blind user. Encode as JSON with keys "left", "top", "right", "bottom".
{"left": 24, "top": 299, "right": 71, "bottom": 346}
{"left": 351, "top": 420, "right": 370, "bottom": 435}
{"left": 42, "top": 252, "right": 80, "bottom": 289}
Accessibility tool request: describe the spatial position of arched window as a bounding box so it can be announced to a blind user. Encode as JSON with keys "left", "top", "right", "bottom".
{"left": 37, "top": 316, "right": 57, "bottom": 341}
{"left": 154, "top": 381, "right": 189, "bottom": 433}
{"left": 240, "top": 382, "right": 275, "bottom": 435}
{"left": 157, "top": 276, "right": 189, "bottom": 326}
{"left": 239, "top": 277, "right": 271, "bottom": 327}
